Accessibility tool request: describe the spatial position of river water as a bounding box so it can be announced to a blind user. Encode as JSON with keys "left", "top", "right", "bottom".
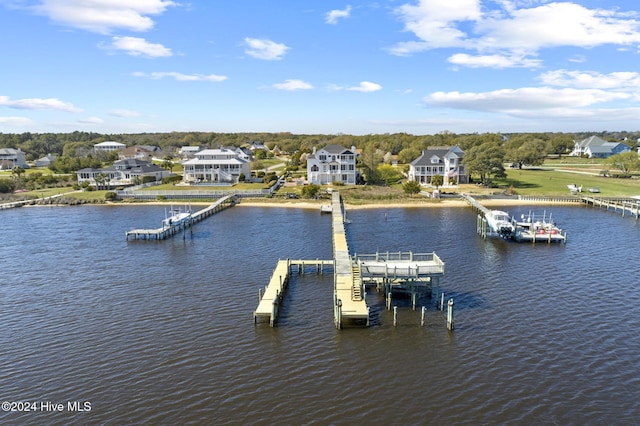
{"left": 1, "top": 203, "right": 639, "bottom": 425}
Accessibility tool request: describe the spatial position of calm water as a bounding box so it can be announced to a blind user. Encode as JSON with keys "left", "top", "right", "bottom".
{"left": 1, "top": 202, "right": 639, "bottom": 425}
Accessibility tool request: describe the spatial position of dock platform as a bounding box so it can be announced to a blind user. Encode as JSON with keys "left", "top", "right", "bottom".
{"left": 125, "top": 195, "right": 235, "bottom": 240}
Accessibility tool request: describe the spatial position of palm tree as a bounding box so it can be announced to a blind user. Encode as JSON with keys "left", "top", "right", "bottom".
{"left": 11, "top": 166, "right": 25, "bottom": 183}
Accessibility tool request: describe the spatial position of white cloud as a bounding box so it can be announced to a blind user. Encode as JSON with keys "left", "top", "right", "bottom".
{"left": 424, "top": 87, "right": 630, "bottom": 112}
{"left": 109, "top": 109, "right": 141, "bottom": 117}
{"left": 0, "top": 117, "right": 32, "bottom": 126}
{"left": 392, "top": 1, "right": 640, "bottom": 69}
{"left": 539, "top": 70, "right": 640, "bottom": 90}
{"left": 347, "top": 81, "right": 382, "bottom": 92}
{"left": 132, "top": 71, "right": 228, "bottom": 82}
{"left": 244, "top": 38, "right": 289, "bottom": 60}
{"left": 0, "top": 95, "right": 82, "bottom": 112}
{"left": 326, "top": 5, "right": 352, "bottom": 25}
{"left": 328, "top": 81, "right": 382, "bottom": 92}
{"left": 448, "top": 53, "right": 541, "bottom": 68}
{"left": 78, "top": 116, "right": 103, "bottom": 124}
{"left": 272, "top": 79, "right": 313, "bottom": 91}
{"left": 33, "top": 0, "right": 177, "bottom": 34}
{"left": 110, "top": 36, "right": 172, "bottom": 57}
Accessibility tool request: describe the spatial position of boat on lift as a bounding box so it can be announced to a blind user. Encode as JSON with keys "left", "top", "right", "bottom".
{"left": 485, "top": 209, "right": 516, "bottom": 239}
{"left": 162, "top": 206, "right": 192, "bottom": 228}
{"left": 512, "top": 211, "right": 566, "bottom": 243}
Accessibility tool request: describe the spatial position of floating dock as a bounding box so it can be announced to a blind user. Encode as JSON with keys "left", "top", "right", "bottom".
{"left": 125, "top": 195, "right": 235, "bottom": 241}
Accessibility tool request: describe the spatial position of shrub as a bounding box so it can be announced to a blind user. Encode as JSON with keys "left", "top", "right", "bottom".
{"left": 105, "top": 191, "right": 117, "bottom": 201}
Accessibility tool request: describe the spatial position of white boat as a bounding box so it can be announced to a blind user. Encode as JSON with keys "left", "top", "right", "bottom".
{"left": 162, "top": 206, "right": 192, "bottom": 228}
{"left": 485, "top": 210, "right": 515, "bottom": 239}
{"left": 320, "top": 204, "right": 332, "bottom": 214}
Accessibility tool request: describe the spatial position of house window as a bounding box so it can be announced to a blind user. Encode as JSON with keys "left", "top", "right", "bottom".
{"left": 319, "top": 155, "right": 326, "bottom": 161}
{"left": 342, "top": 174, "right": 348, "bottom": 181}
{"left": 311, "top": 165, "right": 319, "bottom": 172}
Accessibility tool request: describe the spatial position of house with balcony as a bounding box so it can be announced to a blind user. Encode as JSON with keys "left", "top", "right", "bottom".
{"left": 182, "top": 148, "right": 251, "bottom": 184}
{"left": 0, "top": 148, "right": 29, "bottom": 170}
{"left": 94, "top": 141, "right": 126, "bottom": 152}
{"left": 408, "top": 146, "right": 468, "bottom": 186}
{"left": 569, "top": 136, "right": 631, "bottom": 158}
{"left": 77, "top": 159, "right": 173, "bottom": 188}
{"left": 306, "top": 144, "right": 357, "bottom": 185}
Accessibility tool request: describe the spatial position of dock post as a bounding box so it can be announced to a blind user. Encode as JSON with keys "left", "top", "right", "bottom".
{"left": 421, "top": 306, "right": 426, "bottom": 326}
{"left": 440, "top": 292, "right": 445, "bottom": 311}
{"left": 447, "top": 298, "right": 454, "bottom": 331}
{"left": 393, "top": 306, "right": 398, "bottom": 326}
{"left": 411, "top": 291, "right": 416, "bottom": 311}
{"left": 386, "top": 292, "right": 392, "bottom": 310}
{"left": 366, "top": 307, "right": 370, "bottom": 327}
{"left": 336, "top": 299, "right": 342, "bottom": 330}
{"left": 258, "top": 288, "right": 263, "bottom": 301}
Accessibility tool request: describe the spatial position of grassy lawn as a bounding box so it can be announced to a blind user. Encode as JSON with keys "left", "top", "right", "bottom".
{"left": 494, "top": 168, "right": 640, "bottom": 197}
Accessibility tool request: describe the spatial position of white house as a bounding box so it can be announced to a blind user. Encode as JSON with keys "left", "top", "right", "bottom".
{"left": 94, "top": 141, "right": 126, "bottom": 152}
{"left": 306, "top": 144, "right": 357, "bottom": 185}
{"left": 178, "top": 146, "right": 201, "bottom": 159}
{"left": 569, "top": 136, "right": 631, "bottom": 158}
{"left": 77, "top": 159, "right": 173, "bottom": 188}
{"left": 0, "top": 148, "right": 29, "bottom": 169}
{"left": 182, "top": 148, "right": 251, "bottom": 184}
{"left": 35, "top": 154, "right": 56, "bottom": 168}
{"left": 408, "top": 146, "right": 468, "bottom": 186}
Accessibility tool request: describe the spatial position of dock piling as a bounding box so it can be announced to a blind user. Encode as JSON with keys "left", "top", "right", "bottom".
{"left": 393, "top": 306, "right": 398, "bottom": 326}
{"left": 421, "top": 306, "right": 426, "bottom": 326}
{"left": 447, "top": 298, "right": 454, "bottom": 331}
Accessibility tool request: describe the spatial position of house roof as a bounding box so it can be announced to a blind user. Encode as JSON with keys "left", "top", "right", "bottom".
{"left": 577, "top": 136, "right": 608, "bottom": 148}
{"left": 410, "top": 146, "right": 464, "bottom": 166}
{"left": 322, "top": 144, "right": 353, "bottom": 155}
{"left": 94, "top": 141, "right": 125, "bottom": 147}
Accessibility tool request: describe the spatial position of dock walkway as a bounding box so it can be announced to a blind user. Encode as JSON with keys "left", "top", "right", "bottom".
{"left": 331, "top": 192, "right": 369, "bottom": 328}
{"left": 581, "top": 196, "right": 640, "bottom": 220}
{"left": 125, "top": 195, "right": 234, "bottom": 240}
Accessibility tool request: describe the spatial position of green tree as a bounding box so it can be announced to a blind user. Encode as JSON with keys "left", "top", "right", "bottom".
{"left": 0, "top": 178, "right": 16, "bottom": 193}
{"left": 464, "top": 142, "right": 506, "bottom": 186}
{"left": 162, "top": 155, "right": 174, "bottom": 172}
{"left": 403, "top": 180, "right": 421, "bottom": 195}
{"left": 506, "top": 135, "right": 548, "bottom": 167}
{"left": 430, "top": 174, "right": 443, "bottom": 188}
{"left": 605, "top": 151, "right": 640, "bottom": 177}
{"left": 301, "top": 183, "right": 321, "bottom": 198}
{"left": 11, "top": 166, "right": 25, "bottom": 183}
{"left": 548, "top": 134, "right": 574, "bottom": 156}
{"left": 377, "top": 164, "right": 403, "bottom": 185}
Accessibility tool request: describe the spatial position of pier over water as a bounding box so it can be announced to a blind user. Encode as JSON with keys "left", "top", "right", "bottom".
{"left": 331, "top": 192, "right": 369, "bottom": 328}
{"left": 255, "top": 191, "right": 446, "bottom": 329}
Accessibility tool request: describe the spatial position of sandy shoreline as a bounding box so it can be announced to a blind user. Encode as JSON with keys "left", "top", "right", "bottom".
{"left": 16, "top": 196, "right": 580, "bottom": 210}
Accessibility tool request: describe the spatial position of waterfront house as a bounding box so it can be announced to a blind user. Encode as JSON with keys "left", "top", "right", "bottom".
{"left": 0, "top": 148, "right": 29, "bottom": 169}
{"left": 182, "top": 148, "right": 251, "bottom": 184}
{"left": 408, "top": 146, "right": 468, "bottom": 186}
{"left": 569, "top": 136, "right": 631, "bottom": 158}
{"left": 94, "top": 141, "right": 126, "bottom": 152}
{"left": 306, "top": 144, "right": 357, "bottom": 185}
{"left": 77, "top": 159, "right": 173, "bottom": 188}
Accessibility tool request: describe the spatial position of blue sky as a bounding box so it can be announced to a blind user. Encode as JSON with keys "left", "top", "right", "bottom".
{"left": 1, "top": 0, "right": 640, "bottom": 135}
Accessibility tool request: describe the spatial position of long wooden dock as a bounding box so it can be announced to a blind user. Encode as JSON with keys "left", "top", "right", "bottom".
{"left": 253, "top": 259, "right": 335, "bottom": 326}
{"left": 331, "top": 192, "right": 369, "bottom": 328}
{"left": 255, "top": 191, "right": 446, "bottom": 329}
{"left": 125, "top": 195, "right": 235, "bottom": 240}
{"left": 581, "top": 196, "right": 640, "bottom": 220}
